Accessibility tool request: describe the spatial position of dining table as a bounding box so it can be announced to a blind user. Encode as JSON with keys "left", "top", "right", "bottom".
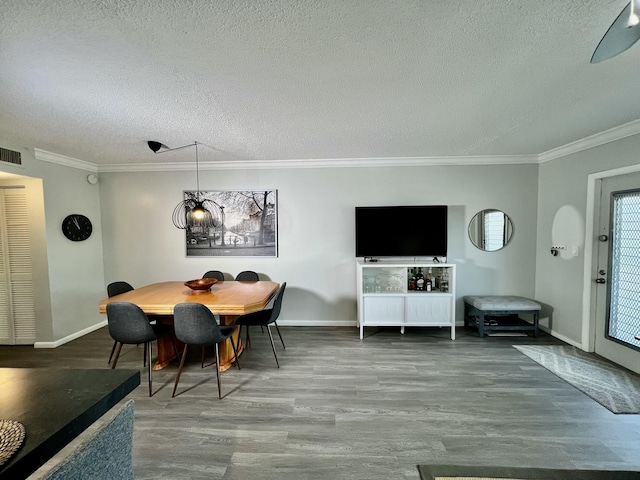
{"left": 98, "top": 280, "right": 279, "bottom": 370}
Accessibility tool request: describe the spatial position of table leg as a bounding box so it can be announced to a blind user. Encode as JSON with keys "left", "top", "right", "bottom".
{"left": 153, "top": 334, "right": 183, "bottom": 370}
{"left": 152, "top": 315, "right": 181, "bottom": 371}
{"left": 152, "top": 315, "right": 244, "bottom": 371}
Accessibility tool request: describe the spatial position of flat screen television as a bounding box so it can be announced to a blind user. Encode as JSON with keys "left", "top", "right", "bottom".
{"left": 355, "top": 205, "right": 448, "bottom": 258}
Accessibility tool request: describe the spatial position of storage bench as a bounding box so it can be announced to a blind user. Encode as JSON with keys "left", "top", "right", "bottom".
{"left": 463, "top": 295, "right": 541, "bottom": 337}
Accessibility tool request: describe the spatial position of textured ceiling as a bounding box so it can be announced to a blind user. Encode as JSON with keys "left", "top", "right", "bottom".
{"left": 1, "top": 0, "right": 639, "bottom": 167}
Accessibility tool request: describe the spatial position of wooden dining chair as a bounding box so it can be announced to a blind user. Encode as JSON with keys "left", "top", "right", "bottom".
{"left": 235, "top": 282, "right": 286, "bottom": 368}
{"left": 172, "top": 303, "right": 241, "bottom": 399}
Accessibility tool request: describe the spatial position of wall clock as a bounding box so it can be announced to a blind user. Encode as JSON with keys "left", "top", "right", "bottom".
{"left": 61, "top": 214, "right": 93, "bottom": 241}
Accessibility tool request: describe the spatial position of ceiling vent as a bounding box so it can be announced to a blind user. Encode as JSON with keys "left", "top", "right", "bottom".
{"left": 0, "top": 147, "right": 21, "bottom": 166}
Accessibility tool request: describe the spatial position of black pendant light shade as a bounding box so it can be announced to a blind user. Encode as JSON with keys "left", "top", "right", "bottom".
{"left": 172, "top": 196, "right": 224, "bottom": 230}
{"left": 147, "top": 140, "right": 223, "bottom": 230}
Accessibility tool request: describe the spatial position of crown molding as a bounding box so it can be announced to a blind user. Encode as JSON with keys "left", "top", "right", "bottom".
{"left": 97, "top": 154, "right": 538, "bottom": 172}
{"left": 538, "top": 119, "right": 640, "bottom": 163}
{"left": 33, "top": 148, "right": 98, "bottom": 172}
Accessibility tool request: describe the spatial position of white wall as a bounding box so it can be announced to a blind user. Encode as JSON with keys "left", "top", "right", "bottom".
{"left": 4, "top": 131, "right": 640, "bottom": 346}
{"left": 99, "top": 162, "right": 539, "bottom": 325}
{"left": 0, "top": 142, "right": 541, "bottom": 341}
{"left": 536, "top": 134, "right": 640, "bottom": 345}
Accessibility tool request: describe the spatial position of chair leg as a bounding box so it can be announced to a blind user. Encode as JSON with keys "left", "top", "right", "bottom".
{"left": 147, "top": 342, "right": 153, "bottom": 397}
{"left": 274, "top": 321, "right": 285, "bottom": 349}
{"left": 245, "top": 326, "right": 251, "bottom": 348}
{"left": 229, "top": 334, "right": 240, "bottom": 370}
{"left": 172, "top": 345, "right": 189, "bottom": 398}
{"left": 214, "top": 343, "right": 222, "bottom": 399}
{"left": 266, "top": 325, "right": 280, "bottom": 368}
{"left": 108, "top": 340, "right": 117, "bottom": 364}
{"left": 143, "top": 341, "right": 148, "bottom": 367}
{"left": 111, "top": 342, "right": 123, "bottom": 369}
{"left": 201, "top": 346, "right": 206, "bottom": 368}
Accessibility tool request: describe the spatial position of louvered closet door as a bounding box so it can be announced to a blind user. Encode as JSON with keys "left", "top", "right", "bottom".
{"left": 0, "top": 187, "right": 36, "bottom": 344}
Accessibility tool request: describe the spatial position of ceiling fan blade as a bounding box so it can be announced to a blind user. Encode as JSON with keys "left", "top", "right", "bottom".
{"left": 591, "top": 2, "right": 640, "bottom": 63}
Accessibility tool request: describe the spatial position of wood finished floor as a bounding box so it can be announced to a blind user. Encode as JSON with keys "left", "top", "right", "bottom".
{"left": 2, "top": 326, "right": 640, "bottom": 479}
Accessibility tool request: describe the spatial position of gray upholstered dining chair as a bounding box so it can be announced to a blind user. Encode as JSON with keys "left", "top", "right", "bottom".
{"left": 235, "top": 270, "right": 259, "bottom": 281}
{"left": 107, "top": 281, "right": 134, "bottom": 297}
{"left": 235, "top": 282, "right": 286, "bottom": 368}
{"left": 106, "top": 281, "right": 134, "bottom": 365}
{"left": 172, "top": 303, "right": 241, "bottom": 399}
{"left": 106, "top": 301, "right": 174, "bottom": 397}
{"left": 202, "top": 270, "right": 224, "bottom": 281}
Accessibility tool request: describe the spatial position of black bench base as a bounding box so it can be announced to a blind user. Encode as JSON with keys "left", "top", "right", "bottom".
{"left": 464, "top": 304, "right": 540, "bottom": 338}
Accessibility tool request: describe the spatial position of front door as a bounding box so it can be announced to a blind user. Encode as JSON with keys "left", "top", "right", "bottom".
{"left": 594, "top": 173, "right": 640, "bottom": 373}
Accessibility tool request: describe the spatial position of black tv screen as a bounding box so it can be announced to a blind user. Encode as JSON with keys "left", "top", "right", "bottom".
{"left": 355, "top": 205, "right": 448, "bottom": 258}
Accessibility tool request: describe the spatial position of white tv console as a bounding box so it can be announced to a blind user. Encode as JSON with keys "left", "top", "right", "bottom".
{"left": 356, "top": 259, "right": 456, "bottom": 340}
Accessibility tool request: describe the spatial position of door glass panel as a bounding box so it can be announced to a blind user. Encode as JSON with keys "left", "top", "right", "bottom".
{"left": 607, "top": 190, "right": 640, "bottom": 349}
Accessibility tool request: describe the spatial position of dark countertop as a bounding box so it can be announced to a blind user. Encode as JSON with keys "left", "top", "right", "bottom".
{"left": 0, "top": 368, "right": 140, "bottom": 479}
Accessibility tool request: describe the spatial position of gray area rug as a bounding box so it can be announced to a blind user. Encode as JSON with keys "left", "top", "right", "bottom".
{"left": 514, "top": 345, "right": 640, "bottom": 414}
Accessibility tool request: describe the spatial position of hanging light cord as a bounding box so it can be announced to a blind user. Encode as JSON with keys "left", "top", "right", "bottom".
{"left": 152, "top": 139, "right": 223, "bottom": 229}
{"left": 194, "top": 141, "right": 200, "bottom": 197}
{"left": 150, "top": 140, "right": 202, "bottom": 197}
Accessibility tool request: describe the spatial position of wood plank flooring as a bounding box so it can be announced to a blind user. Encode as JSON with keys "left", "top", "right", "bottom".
{"left": 2, "top": 326, "right": 640, "bottom": 479}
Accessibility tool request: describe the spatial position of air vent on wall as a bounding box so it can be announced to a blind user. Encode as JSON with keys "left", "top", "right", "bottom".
{"left": 0, "top": 147, "right": 21, "bottom": 166}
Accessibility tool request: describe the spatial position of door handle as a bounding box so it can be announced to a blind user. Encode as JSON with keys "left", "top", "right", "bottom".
{"left": 595, "top": 278, "right": 606, "bottom": 284}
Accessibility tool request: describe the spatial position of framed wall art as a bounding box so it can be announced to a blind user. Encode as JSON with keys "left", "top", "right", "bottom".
{"left": 184, "top": 189, "right": 278, "bottom": 257}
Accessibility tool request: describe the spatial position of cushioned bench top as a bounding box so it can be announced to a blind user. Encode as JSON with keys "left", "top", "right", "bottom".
{"left": 464, "top": 295, "right": 541, "bottom": 311}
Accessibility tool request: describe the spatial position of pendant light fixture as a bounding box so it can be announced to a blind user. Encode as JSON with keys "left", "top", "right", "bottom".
{"left": 147, "top": 140, "right": 224, "bottom": 230}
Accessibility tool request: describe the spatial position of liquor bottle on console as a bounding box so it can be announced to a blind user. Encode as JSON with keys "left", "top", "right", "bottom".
{"left": 415, "top": 268, "right": 425, "bottom": 291}
{"left": 440, "top": 269, "right": 449, "bottom": 292}
{"left": 408, "top": 268, "right": 416, "bottom": 291}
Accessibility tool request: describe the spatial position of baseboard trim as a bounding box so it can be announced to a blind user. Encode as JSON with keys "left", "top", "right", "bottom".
{"left": 33, "top": 320, "right": 581, "bottom": 349}
{"left": 276, "top": 320, "right": 357, "bottom": 327}
{"left": 280, "top": 320, "right": 472, "bottom": 327}
{"left": 543, "top": 327, "right": 582, "bottom": 349}
{"left": 35, "top": 319, "right": 108, "bottom": 348}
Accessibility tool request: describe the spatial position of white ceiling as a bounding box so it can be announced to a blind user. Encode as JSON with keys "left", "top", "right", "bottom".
{"left": 1, "top": 0, "right": 639, "bottom": 167}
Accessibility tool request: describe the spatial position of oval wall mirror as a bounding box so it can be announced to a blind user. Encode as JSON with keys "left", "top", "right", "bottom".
{"left": 468, "top": 209, "right": 514, "bottom": 251}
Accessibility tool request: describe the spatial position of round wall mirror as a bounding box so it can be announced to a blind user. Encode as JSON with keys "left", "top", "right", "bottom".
{"left": 468, "top": 209, "right": 514, "bottom": 251}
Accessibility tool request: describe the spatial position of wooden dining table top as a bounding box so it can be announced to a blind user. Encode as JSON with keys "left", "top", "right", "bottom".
{"left": 98, "top": 280, "right": 280, "bottom": 316}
